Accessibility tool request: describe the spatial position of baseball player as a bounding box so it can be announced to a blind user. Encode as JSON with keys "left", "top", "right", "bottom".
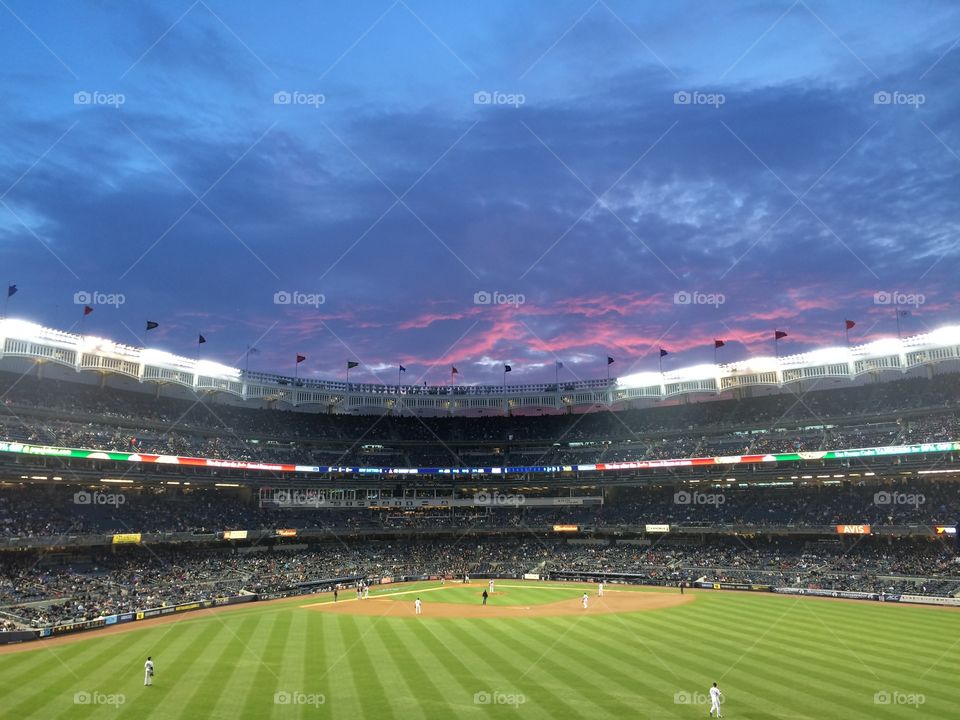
{"left": 598, "top": 581, "right": 604, "bottom": 597}
{"left": 709, "top": 682, "right": 723, "bottom": 718}
{"left": 144, "top": 657, "right": 154, "bottom": 686}
{"left": 363, "top": 584, "right": 369, "bottom": 599}
{"left": 415, "top": 597, "right": 422, "bottom": 615}
{"left": 482, "top": 589, "right": 488, "bottom": 605}
{"left": 581, "top": 592, "right": 589, "bottom": 609}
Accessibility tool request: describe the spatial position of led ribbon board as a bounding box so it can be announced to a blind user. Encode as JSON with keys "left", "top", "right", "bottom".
{"left": 0, "top": 440, "right": 956, "bottom": 477}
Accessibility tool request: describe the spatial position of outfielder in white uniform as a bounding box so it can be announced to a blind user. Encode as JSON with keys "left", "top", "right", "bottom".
{"left": 709, "top": 682, "right": 722, "bottom": 718}
{"left": 598, "top": 582, "right": 604, "bottom": 597}
{"left": 581, "top": 593, "right": 589, "bottom": 609}
{"left": 144, "top": 657, "right": 154, "bottom": 686}
{"left": 415, "top": 598, "right": 422, "bottom": 615}
{"left": 488, "top": 579, "right": 494, "bottom": 593}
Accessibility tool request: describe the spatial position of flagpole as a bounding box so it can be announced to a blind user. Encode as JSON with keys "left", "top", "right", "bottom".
{"left": 398, "top": 364, "right": 401, "bottom": 389}
{"left": 555, "top": 361, "right": 559, "bottom": 388}
{"left": 714, "top": 345, "right": 718, "bottom": 365}
{"left": 895, "top": 307, "right": 902, "bottom": 340}
{"left": 845, "top": 323, "right": 850, "bottom": 347}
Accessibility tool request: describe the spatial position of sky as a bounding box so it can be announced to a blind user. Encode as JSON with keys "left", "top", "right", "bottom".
{"left": 1, "top": 0, "right": 958, "bottom": 386}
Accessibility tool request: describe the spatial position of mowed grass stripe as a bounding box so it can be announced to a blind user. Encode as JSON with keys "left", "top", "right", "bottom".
{"left": 167, "top": 614, "right": 263, "bottom": 720}
{"left": 328, "top": 613, "right": 381, "bottom": 719}
{"left": 611, "top": 606, "right": 906, "bottom": 719}
{"left": 357, "top": 617, "right": 431, "bottom": 720}
{"left": 503, "top": 617, "right": 685, "bottom": 719}
{"left": 342, "top": 615, "right": 400, "bottom": 720}
{"left": 136, "top": 619, "right": 239, "bottom": 720}
{"left": 439, "top": 618, "right": 589, "bottom": 719}
{"left": 376, "top": 619, "right": 462, "bottom": 717}
{"left": 654, "top": 599, "right": 951, "bottom": 696}
{"left": 469, "top": 618, "right": 634, "bottom": 718}
{"left": 6, "top": 619, "right": 213, "bottom": 720}
{"left": 232, "top": 609, "right": 288, "bottom": 719}
{"left": 413, "top": 619, "right": 556, "bottom": 720}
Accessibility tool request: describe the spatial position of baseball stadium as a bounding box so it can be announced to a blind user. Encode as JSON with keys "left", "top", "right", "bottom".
{"left": 4, "top": 2, "right": 959, "bottom": 719}
{"left": 0, "top": 319, "right": 958, "bottom": 719}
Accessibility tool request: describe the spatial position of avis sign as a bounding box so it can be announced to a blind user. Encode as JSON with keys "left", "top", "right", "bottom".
{"left": 836, "top": 524, "right": 871, "bottom": 535}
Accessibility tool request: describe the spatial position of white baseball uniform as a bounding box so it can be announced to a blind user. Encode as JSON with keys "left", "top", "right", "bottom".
{"left": 582, "top": 593, "right": 588, "bottom": 609}
{"left": 598, "top": 582, "right": 604, "bottom": 596}
{"left": 709, "top": 686, "right": 722, "bottom": 717}
{"left": 144, "top": 659, "right": 154, "bottom": 686}
{"left": 415, "top": 599, "right": 422, "bottom": 615}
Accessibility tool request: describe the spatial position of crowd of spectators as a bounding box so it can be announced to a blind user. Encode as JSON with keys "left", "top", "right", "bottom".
{"left": 0, "top": 371, "right": 958, "bottom": 469}
{"left": 0, "top": 479, "right": 957, "bottom": 539}
{"left": 1, "top": 537, "right": 957, "bottom": 630}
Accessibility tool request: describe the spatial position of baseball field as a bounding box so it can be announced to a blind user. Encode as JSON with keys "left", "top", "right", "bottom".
{"left": 0, "top": 580, "right": 956, "bottom": 719}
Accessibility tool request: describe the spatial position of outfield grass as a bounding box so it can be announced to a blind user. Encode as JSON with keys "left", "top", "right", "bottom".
{"left": 1, "top": 581, "right": 956, "bottom": 719}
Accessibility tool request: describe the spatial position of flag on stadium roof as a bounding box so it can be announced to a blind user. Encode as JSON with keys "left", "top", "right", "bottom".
{"left": 399, "top": 365, "right": 406, "bottom": 372}
{"left": 296, "top": 354, "right": 306, "bottom": 364}
{"left": 714, "top": 339, "right": 725, "bottom": 348}
{"left": 607, "top": 356, "right": 615, "bottom": 365}
{"left": 899, "top": 310, "right": 911, "bottom": 317}
{"left": 83, "top": 305, "right": 94, "bottom": 316}
{"left": 198, "top": 334, "right": 206, "bottom": 344}
{"left": 451, "top": 365, "right": 459, "bottom": 374}
{"left": 774, "top": 330, "right": 787, "bottom": 340}
{"left": 845, "top": 319, "right": 856, "bottom": 330}
{"left": 347, "top": 361, "right": 359, "bottom": 369}
{"left": 6, "top": 284, "right": 16, "bottom": 297}
{"left": 145, "top": 321, "right": 159, "bottom": 331}
{"left": 556, "top": 361, "right": 563, "bottom": 369}
{"left": 504, "top": 364, "right": 512, "bottom": 372}
{"left": 659, "top": 348, "right": 669, "bottom": 357}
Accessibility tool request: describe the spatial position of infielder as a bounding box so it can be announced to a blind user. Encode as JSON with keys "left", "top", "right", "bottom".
{"left": 581, "top": 592, "right": 589, "bottom": 609}
{"left": 488, "top": 579, "right": 495, "bottom": 593}
{"left": 709, "top": 682, "right": 723, "bottom": 718}
{"left": 415, "top": 597, "right": 422, "bottom": 615}
{"left": 598, "top": 581, "right": 604, "bottom": 597}
{"left": 363, "top": 584, "right": 369, "bottom": 599}
{"left": 144, "top": 657, "right": 154, "bottom": 686}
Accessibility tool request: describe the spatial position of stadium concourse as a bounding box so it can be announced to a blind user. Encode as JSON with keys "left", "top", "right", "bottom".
{"left": 0, "top": 367, "right": 959, "bottom": 643}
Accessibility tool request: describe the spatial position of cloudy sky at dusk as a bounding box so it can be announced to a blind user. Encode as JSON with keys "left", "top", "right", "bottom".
{"left": 1, "top": 0, "right": 958, "bottom": 385}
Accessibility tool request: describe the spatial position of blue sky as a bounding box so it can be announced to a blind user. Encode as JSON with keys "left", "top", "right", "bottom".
{"left": 1, "top": 0, "right": 958, "bottom": 384}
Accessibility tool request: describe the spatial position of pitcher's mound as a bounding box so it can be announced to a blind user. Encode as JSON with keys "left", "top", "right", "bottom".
{"left": 305, "top": 590, "right": 693, "bottom": 619}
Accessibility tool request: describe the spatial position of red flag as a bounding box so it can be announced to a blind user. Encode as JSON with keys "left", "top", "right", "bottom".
{"left": 714, "top": 339, "right": 725, "bottom": 348}
{"left": 774, "top": 330, "right": 787, "bottom": 340}
{"left": 845, "top": 319, "right": 856, "bottom": 330}
{"left": 83, "top": 305, "right": 94, "bottom": 316}
{"left": 296, "top": 354, "right": 306, "bottom": 364}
